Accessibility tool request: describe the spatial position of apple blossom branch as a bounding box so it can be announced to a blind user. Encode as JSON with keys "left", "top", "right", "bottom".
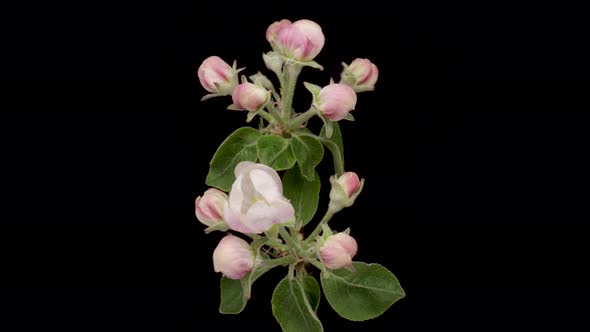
{"left": 193, "top": 18, "right": 403, "bottom": 331}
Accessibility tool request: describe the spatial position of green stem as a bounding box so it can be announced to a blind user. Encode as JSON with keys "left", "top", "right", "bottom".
{"left": 278, "top": 71, "right": 287, "bottom": 100}
{"left": 294, "top": 217, "right": 302, "bottom": 233}
{"left": 281, "top": 64, "right": 302, "bottom": 121}
{"left": 270, "top": 109, "right": 288, "bottom": 127}
{"left": 258, "top": 110, "right": 275, "bottom": 124}
{"left": 308, "top": 259, "right": 324, "bottom": 271}
{"left": 304, "top": 247, "right": 316, "bottom": 257}
{"left": 279, "top": 226, "right": 302, "bottom": 255}
{"left": 266, "top": 255, "right": 296, "bottom": 268}
{"left": 295, "top": 264, "right": 307, "bottom": 279}
{"left": 265, "top": 238, "right": 289, "bottom": 251}
{"left": 269, "top": 85, "right": 280, "bottom": 102}
{"left": 266, "top": 101, "right": 276, "bottom": 113}
{"left": 271, "top": 90, "right": 281, "bottom": 102}
{"left": 304, "top": 210, "right": 334, "bottom": 245}
{"left": 244, "top": 233, "right": 261, "bottom": 241}
{"left": 298, "top": 132, "right": 345, "bottom": 176}
{"left": 288, "top": 107, "right": 317, "bottom": 130}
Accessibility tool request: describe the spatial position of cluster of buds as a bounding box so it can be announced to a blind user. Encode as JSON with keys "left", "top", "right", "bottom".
{"left": 196, "top": 161, "right": 364, "bottom": 279}
{"left": 197, "top": 19, "right": 379, "bottom": 125}
{"left": 195, "top": 16, "right": 374, "bottom": 283}
{"left": 195, "top": 162, "right": 295, "bottom": 278}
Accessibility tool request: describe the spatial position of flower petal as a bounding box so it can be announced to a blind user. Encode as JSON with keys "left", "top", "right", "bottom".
{"left": 249, "top": 169, "right": 283, "bottom": 201}
{"left": 229, "top": 174, "right": 246, "bottom": 213}
{"left": 234, "top": 161, "right": 256, "bottom": 177}
{"left": 244, "top": 200, "right": 276, "bottom": 233}
{"left": 224, "top": 200, "right": 255, "bottom": 234}
{"left": 269, "top": 199, "right": 295, "bottom": 224}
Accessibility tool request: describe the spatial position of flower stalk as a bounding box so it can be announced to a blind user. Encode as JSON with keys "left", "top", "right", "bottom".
{"left": 281, "top": 64, "right": 302, "bottom": 120}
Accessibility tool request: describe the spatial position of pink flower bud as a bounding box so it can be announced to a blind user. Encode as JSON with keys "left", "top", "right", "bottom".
{"left": 336, "top": 172, "right": 361, "bottom": 198}
{"left": 329, "top": 172, "right": 364, "bottom": 213}
{"left": 320, "top": 233, "right": 358, "bottom": 270}
{"left": 231, "top": 83, "right": 270, "bottom": 112}
{"left": 197, "top": 56, "right": 237, "bottom": 95}
{"left": 195, "top": 188, "right": 228, "bottom": 227}
{"left": 341, "top": 58, "right": 379, "bottom": 92}
{"left": 316, "top": 84, "right": 357, "bottom": 121}
{"left": 266, "top": 19, "right": 325, "bottom": 61}
{"left": 266, "top": 19, "right": 292, "bottom": 43}
{"left": 213, "top": 234, "right": 255, "bottom": 280}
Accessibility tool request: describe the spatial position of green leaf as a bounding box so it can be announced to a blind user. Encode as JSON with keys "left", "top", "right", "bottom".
{"left": 227, "top": 103, "right": 241, "bottom": 111}
{"left": 257, "top": 135, "right": 296, "bottom": 171}
{"left": 219, "top": 277, "right": 246, "bottom": 314}
{"left": 203, "top": 222, "right": 229, "bottom": 234}
{"left": 201, "top": 93, "right": 220, "bottom": 101}
{"left": 264, "top": 223, "right": 280, "bottom": 240}
{"left": 320, "top": 122, "right": 343, "bottom": 154}
{"left": 282, "top": 167, "right": 320, "bottom": 226}
{"left": 304, "top": 82, "right": 321, "bottom": 98}
{"left": 343, "top": 113, "right": 355, "bottom": 121}
{"left": 272, "top": 276, "right": 323, "bottom": 332}
{"left": 303, "top": 276, "right": 321, "bottom": 312}
{"left": 321, "top": 262, "right": 405, "bottom": 321}
{"left": 290, "top": 133, "right": 324, "bottom": 181}
{"left": 246, "top": 110, "right": 259, "bottom": 123}
{"left": 301, "top": 60, "right": 324, "bottom": 71}
{"left": 249, "top": 72, "right": 274, "bottom": 90}
{"left": 206, "top": 127, "right": 261, "bottom": 191}
{"left": 319, "top": 122, "right": 344, "bottom": 176}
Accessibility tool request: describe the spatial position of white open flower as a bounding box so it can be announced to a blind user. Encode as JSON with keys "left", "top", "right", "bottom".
{"left": 224, "top": 161, "right": 295, "bottom": 234}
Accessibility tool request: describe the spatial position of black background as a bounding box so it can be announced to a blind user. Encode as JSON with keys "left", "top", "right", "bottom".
{"left": 2, "top": 2, "right": 589, "bottom": 331}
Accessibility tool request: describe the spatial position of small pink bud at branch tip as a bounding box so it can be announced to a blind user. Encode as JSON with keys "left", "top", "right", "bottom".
{"left": 266, "top": 19, "right": 325, "bottom": 62}
{"left": 328, "top": 172, "right": 364, "bottom": 213}
{"left": 197, "top": 56, "right": 237, "bottom": 95}
{"left": 316, "top": 84, "right": 357, "bottom": 121}
{"left": 231, "top": 83, "right": 270, "bottom": 112}
{"left": 341, "top": 58, "right": 379, "bottom": 92}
